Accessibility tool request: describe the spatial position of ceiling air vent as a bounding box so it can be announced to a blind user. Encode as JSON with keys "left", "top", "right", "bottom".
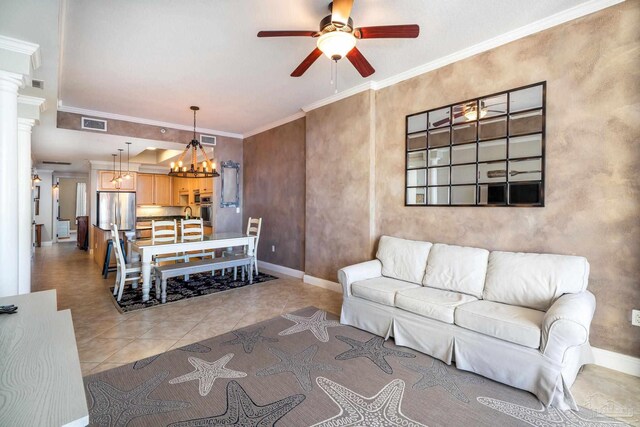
{"left": 42, "top": 161, "right": 71, "bottom": 165}
{"left": 81, "top": 117, "right": 107, "bottom": 132}
{"left": 32, "top": 79, "right": 44, "bottom": 89}
{"left": 200, "top": 134, "right": 216, "bottom": 146}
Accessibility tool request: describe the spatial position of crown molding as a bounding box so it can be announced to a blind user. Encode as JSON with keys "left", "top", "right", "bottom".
{"left": 373, "top": 0, "right": 625, "bottom": 91}
{"left": 57, "top": 103, "right": 244, "bottom": 139}
{"left": 243, "top": 111, "right": 306, "bottom": 139}
{"left": 302, "top": 81, "right": 376, "bottom": 113}
{"left": 0, "top": 35, "right": 41, "bottom": 70}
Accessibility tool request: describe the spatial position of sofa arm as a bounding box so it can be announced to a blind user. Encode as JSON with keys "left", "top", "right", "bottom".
{"left": 338, "top": 260, "right": 383, "bottom": 296}
{"left": 541, "top": 291, "right": 596, "bottom": 362}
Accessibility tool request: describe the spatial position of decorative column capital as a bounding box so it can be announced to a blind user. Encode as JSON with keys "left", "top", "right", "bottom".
{"left": 0, "top": 69, "right": 25, "bottom": 93}
{"left": 18, "top": 95, "right": 45, "bottom": 122}
{"left": 17, "top": 117, "right": 36, "bottom": 133}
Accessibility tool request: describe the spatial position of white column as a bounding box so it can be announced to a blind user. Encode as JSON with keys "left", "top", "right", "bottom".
{"left": 0, "top": 71, "right": 23, "bottom": 297}
{"left": 17, "top": 118, "right": 35, "bottom": 294}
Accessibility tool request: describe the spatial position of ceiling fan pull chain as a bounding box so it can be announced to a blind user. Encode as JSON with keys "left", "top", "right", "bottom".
{"left": 334, "top": 59, "right": 339, "bottom": 94}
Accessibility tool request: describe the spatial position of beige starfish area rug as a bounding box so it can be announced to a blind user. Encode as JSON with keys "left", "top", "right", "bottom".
{"left": 83, "top": 307, "right": 631, "bottom": 426}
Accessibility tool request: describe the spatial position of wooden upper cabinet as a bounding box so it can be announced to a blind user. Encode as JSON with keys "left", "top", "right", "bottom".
{"left": 136, "top": 173, "right": 172, "bottom": 206}
{"left": 98, "top": 171, "right": 136, "bottom": 191}
{"left": 172, "top": 177, "right": 190, "bottom": 206}
{"left": 136, "top": 174, "right": 154, "bottom": 205}
{"left": 198, "top": 177, "right": 213, "bottom": 194}
{"left": 153, "top": 175, "right": 172, "bottom": 206}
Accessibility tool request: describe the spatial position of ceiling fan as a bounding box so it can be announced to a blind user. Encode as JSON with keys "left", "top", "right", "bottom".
{"left": 432, "top": 101, "right": 507, "bottom": 127}
{"left": 257, "top": 0, "right": 419, "bottom": 78}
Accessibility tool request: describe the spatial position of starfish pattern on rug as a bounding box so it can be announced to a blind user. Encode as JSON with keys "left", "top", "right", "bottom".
{"left": 256, "top": 344, "right": 342, "bottom": 391}
{"left": 335, "top": 335, "right": 415, "bottom": 374}
{"left": 86, "top": 370, "right": 190, "bottom": 426}
{"left": 278, "top": 310, "right": 342, "bottom": 342}
{"left": 402, "top": 359, "right": 484, "bottom": 403}
{"left": 168, "top": 353, "right": 247, "bottom": 396}
{"left": 223, "top": 325, "right": 278, "bottom": 354}
{"left": 310, "top": 376, "right": 426, "bottom": 427}
{"left": 168, "top": 380, "right": 306, "bottom": 427}
{"left": 132, "top": 354, "right": 160, "bottom": 370}
{"left": 178, "top": 343, "right": 212, "bottom": 353}
{"left": 477, "top": 397, "right": 627, "bottom": 426}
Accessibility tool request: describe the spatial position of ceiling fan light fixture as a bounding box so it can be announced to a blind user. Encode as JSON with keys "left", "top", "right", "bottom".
{"left": 317, "top": 31, "right": 356, "bottom": 60}
{"left": 464, "top": 106, "right": 488, "bottom": 121}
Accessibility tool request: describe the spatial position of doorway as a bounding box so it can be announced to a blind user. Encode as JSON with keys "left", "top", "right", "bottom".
{"left": 54, "top": 177, "right": 87, "bottom": 242}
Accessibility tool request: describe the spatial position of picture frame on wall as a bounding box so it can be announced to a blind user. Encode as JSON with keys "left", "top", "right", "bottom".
{"left": 34, "top": 185, "right": 40, "bottom": 200}
{"left": 34, "top": 199, "right": 40, "bottom": 216}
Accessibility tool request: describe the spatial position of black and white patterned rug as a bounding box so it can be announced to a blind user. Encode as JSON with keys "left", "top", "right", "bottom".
{"left": 83, "top": 307, "right": 631, "bottom": 426}
{"left": 109, "top": 271, "right": 278, "bottom": 312}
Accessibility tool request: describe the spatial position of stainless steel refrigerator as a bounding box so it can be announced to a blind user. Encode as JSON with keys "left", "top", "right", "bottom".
{"left": 97, "top": 191, "right": 136, "bottom": 230}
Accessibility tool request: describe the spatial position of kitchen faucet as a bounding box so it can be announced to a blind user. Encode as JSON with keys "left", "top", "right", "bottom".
{"left": 184, "top": 206, "right": 192, "bottom": 219}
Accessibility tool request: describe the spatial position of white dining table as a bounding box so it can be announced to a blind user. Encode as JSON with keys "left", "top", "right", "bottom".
{"left": 131, "top": 232, "right": 256, "bottom": 302}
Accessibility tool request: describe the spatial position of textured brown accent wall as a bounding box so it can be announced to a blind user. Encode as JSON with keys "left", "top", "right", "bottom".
{"left": 243, "top": 118, "right": 306, "bottom": 271}
{"left": 305, "top": 91, "right": 376, "bottom": 281}
{"left": 57, "top": 111, "right": 218, "bottom": 143}
{"left": 374, "top": 2, "right": 640, "bottom": 356}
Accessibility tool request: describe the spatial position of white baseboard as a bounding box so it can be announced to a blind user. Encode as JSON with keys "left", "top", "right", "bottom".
{"left": 257, "top": 261, "right": 304, "bottom": 279}
{"left": 592, "top": 347, "right": 640, "bottom": 377}
{"left": 41, "top": 241, "right": 53, "bottom": 247}
{"left": 303, "top": 274, "right": 343, "bottom": 294}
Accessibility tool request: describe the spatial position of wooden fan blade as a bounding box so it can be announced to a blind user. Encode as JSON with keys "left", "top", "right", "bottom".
{"left": 331, "top": 0, "right": 354, "bottom": 27}
{"left": 291, "top": 48, "right": 323, "bottom": 77}
{"left": 346, "top": 47, "right": 375, "bottom": 77}
{"left": 355, "top": 24, "right": 420, "bottom": 39}
{"left": 257, "top": 30, "right": 317, "bottom": 37}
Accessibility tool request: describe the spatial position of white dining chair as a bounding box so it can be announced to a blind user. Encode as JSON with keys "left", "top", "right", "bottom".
{"left": 180, "top": 218, "right": 215, "bottom": 280}
{"left": 223, "top": 217, "right": 262, "bottom": 277}
{"left": 152, "top": 219, "right": 182, "bottom": 263}
{"left": 111, "top": 223, "right": 142, "bottom": 302}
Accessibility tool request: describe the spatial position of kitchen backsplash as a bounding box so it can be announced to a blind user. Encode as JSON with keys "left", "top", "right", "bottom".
{"left": 136, "top": 205, "right": 201, "bottom": 218}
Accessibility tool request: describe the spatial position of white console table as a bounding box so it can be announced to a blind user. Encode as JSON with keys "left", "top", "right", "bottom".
{"left": 0, "top": 290, "right": 88, "bottom": 427}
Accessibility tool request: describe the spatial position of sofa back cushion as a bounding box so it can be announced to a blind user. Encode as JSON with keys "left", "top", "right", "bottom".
{"left": 483, "top": 251, "right": 590, "bottom": 311}
{"left": 422, "top": 243, "right": 489, "bottom": 298}
{"left": 376, "top": 236, "right": 432, "bottom": 284}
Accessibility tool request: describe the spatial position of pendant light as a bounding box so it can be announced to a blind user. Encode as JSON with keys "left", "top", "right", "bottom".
{"left": 110, "top": 154, "right": 118, "bottom": 185}
{"left": 117, "top": 149, "right": 124, "bottom": 183}
{"left": 124, "top": 142, "right": 132, "bottom": 180}
{"left": 168, "top": 106, "right": 219, "bottom": 178}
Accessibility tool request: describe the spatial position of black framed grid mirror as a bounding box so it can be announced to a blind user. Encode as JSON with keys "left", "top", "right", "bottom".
{"left": 405, "top": 82, "right": 545, "bottom": 207}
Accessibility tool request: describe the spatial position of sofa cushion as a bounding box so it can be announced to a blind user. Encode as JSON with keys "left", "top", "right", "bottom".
{"left": 395, "top": 287, "right": 477, "bottom": 324}
{"left": 376, "top": 236, "right": 432, "bottom": 284}
{"left": 483, "top": 251, "right": 590, "bottom": 311}
{"left": 351, "top": 277, "right": 420, "bottom": 307}
{"left": 454, "top": 300, "right": 544, "bottom": 348}
{"left": 422, "top": 243, "right": 489, "bottom": 298}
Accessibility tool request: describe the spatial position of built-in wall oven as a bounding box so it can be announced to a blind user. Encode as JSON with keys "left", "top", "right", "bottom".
{"left": 200, "top": 196, "right": 213, "bottom": 226}
{"left": 193, "top": 190, "right": 201, "bottom": 205}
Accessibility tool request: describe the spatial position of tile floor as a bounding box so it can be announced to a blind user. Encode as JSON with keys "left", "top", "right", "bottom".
{"left": 32, "top": 243, "right": 639, "bottom": 425}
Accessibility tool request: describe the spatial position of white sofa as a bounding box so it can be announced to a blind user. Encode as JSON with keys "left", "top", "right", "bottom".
{"left": 338, "top": 236, "right": 595, "bottom": 410}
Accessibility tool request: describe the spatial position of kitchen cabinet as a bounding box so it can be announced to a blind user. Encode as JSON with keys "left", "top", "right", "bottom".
{"left": 172, "top": 177, "right": 191, "bottom": 206}
{"left": 154, "top": 175, "right": 172, "bottom": 206}
{"left": 98, "top": 171, "right": 136, "bottom": 191}
{"left": 198, "top": 177, "right": 214, "bottom": 195}
{"left": 204, "top": 226, "right": 213, "bottom": 235}
{"left": 136, "top": 174, "right": 154, "bottom": 205}
{"left": 136, "top": 174, "right": 172, "bottom": 206}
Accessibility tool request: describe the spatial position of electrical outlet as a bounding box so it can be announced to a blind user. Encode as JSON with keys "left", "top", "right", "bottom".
{"left": 271, "top": 245, "right": 275, "bottom": 252}
{"left": 632, "top": 309, "right": 640, "bottom": 327}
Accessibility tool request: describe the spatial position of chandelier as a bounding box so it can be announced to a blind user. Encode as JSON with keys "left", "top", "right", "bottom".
{"left": 169, "top": 106, "right": 219, "bottom": 178}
